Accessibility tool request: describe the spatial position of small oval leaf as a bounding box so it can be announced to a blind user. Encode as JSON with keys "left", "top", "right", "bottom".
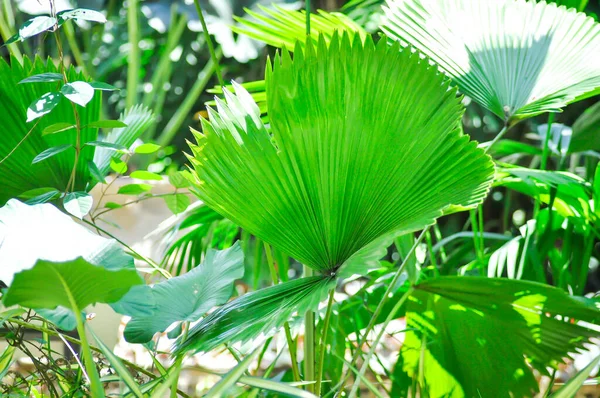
{"left": 134, "top": 143, "right": 161, "bottom": 154}
{"left": 27, "top": 92, "right": 62, "bottom": 122}
{"left": 87, "top": 161, "right": 106, "bottom": 184}
{"left": 163, "top": 194, "right": 190, "bottom": 214}
{"left": 57, "top": 9, "right": 107, "bottom": 24}
{"left": 86, "top": 120, "right": 128, "bottom": 129}
{"left": 19, "top": 16, "right": 57, "bottom": 40}
{"left": 32, "top": 145, "right": 73, "bottom": 164}
{"left": 89, "top": 82, "right": 118, "bottom": 91}
{"left": 110, "top": 158, "right": 128, "bottom": 174}
{"left": 130, "top": 170, "right": 162, "bottom": 181}
{"left": 117, "top": 184, "right": 152, "bottom": 195}
{"left": 42, "top": 122, "right": 76, "bottom": 136}
{"left": 61, "top": 81, "right": 95, "bottom": 107}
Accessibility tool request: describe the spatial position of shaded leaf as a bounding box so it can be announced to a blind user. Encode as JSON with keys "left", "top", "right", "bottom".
{"left": 205, "top": 349, "right": 260, "bottom": 398}
{"left": 570, "top": 101, "right": 600, "bottom": 153}
{"left": 86, "top": 120, "right": 128, "bottom": 129}
{"left": 63, "top": 192, "right": 93, "bottom": 219}
{"left": 87, "top": 161, "right": 105, "bottom": 184}
{"left": 401, "top": 276, "right": 600, "bottom": 397}
{"left": 19, "top": 187, "right": 60, "bottom": 205}
{"left": 124, "top": 243, "right": 244, "bottom": 343}
{"left": 32, "top": 144, "right": 72, "bottom": 164}
{"left": 19, "top": 73, "right": 63, "bottom": 84}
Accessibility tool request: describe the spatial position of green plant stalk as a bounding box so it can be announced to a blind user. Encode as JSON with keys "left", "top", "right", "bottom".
{"left": 425, "top": 230, "right": 437, "bottom": 268}
{"left": 156, "top": 48, "right": 223, "bottom": 147}
{"left": 170, "top": 322, "right": 188, "bottom": 398}
{"left": 470, "top": 208, "right": 483, "bottom": 261}
{"left": 540, "top": 113, "right": 555, "bottom": 171}
{"left": 433, "top": 224, "right": 447, "bottom": 262}
{"left": 484, "top": 123, "right": 509, "bottom": 153}
{"left": 338, "top": 228, "right": 428, "bottom": 390}
{"left": 7, "top": 318, "right": 190, "bottom": 397}
{"left": 348, "top": 286, "right": 415, "bottom": 398}
{"left": 303, "top": 265, "right": 315, "bottom": 393}
{"left": 315, "top": 288, "right": 335, "bottom": 396}
{"left": 193, "top": 0, "right": 224, "bottom": 87}
{"left": 126, "top": 0, "right": 140, "bottom": 108}
{"left": 0, "top": 8, "right": 22, "bottom": 63}
{"left": 62, "top": 21, "right": 89, "bottom": 76}
{"left": 264, "top": 242, "right": 301, "bottom": 382}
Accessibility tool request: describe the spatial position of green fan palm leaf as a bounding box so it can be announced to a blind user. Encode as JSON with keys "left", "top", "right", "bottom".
{"left": 0, "top": 56, "right": 101, "bottom": 203}
{"left": 383, "top": 0, "right": 600, "bottom": 122}
{"left": 179, "top": 32, "right": 494, "bottom": 353}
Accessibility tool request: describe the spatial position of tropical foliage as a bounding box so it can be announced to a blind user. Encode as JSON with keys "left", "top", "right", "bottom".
{"left": 1, "top": 0, "right": 600, "bottom": 397}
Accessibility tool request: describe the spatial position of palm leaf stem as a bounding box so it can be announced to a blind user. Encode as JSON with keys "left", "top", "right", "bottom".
{"left": 315, "top": 288, "right": 335, "bottom": 396}
{"left": 304, "top": 265, "right": 316, "bottom": 393}
{"left": 193, "top": 0, "right": 224, "bottom": 87}
{"left": 338, "top": 228, "right": 428, "bottom": 390}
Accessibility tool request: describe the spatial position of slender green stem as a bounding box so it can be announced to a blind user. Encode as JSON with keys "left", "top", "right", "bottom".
{"left": 193, "top": 0, "right": 224, "bottom": 87}
{"left": 433, "top": 224, "right": 447, "bottom": 263}
{"left": 303, "top": 265, "right": 315, "bottom": 393}
{"left": 69, "top": 300, "right": 103, "bottom": 396}
{"left": 170, "top": 322, "right": 189, "bottom": 398}
{"left": 348, "top": 287, "right": 415, "bottom": 398}
{"left": 126, "top": 0, "right": 140, "bottom": 108}
{"left": 157, "top": 48, "right": 223, "bottom": 147}
{"left": 540, "top": 113, "right": 555, "bottom": 171}
{"left": 315, "top": 288, "right": 335, "bottom": 396}
{"left": 306, "top": 0, "right": 311, "bottom": 35}
{"left": 338, "top": 228, "right": 428, "bottom": 391}
{"left": 484, "top": 123, "right": 509, "bottom": 154}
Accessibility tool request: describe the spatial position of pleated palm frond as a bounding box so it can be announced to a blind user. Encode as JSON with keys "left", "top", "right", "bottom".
{"left": 0, "top": 56, "right": 101, "bottom": 204}
{"left": 233, "top": 5, "right": 367, "bottom": 50}
{"left": 383, "top": 0, "right": 600, "bottom": 123}
{"left": 177, "top": 32, "right": 494, "bottom": 354}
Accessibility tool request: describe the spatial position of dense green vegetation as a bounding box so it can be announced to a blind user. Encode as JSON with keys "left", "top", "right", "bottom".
{"left": 1, "top": 0, "right": 600, "bottom": 396}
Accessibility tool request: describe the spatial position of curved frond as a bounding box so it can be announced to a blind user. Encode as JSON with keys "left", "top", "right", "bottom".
{"left": 188, "top": 32, "right": 494, "bottom": 276}
{"left": 0, "top": 56, "right": 101, "bottom": 204}
{"left": 383, "top": 0, "right": 600, "bottom": 121}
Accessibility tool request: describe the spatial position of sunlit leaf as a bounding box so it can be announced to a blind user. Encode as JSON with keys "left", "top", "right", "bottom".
{"left": 134, "top": 143, "right": 161, "bottom": 154}
{"left": 18, "top": 16, "right": 57, "bottom": 41}
{"left": 109, "top": 158, "right": 127, "bottom": 174}
{"left": 61, "top": 81, "right": 95, "bottom": 107}
{"left": 63, "top": 192, "right": 93, "bottom": 219}
{"left": 383, "top": 0, "right": 600, "bottom": 121}
{"left": 163, "top": 193, "right": 190, "bottom": 214}
{"left": 117, "top": 183, "right": 152, "bottom": 195}
{"left": 57, "top": 8, "right": 107, "bottom": 24}
{"left": 130, "top": 170, "right": 162, "bottom": 181}
{"left": 42, "top": 122, "right": 76, "bottom": 136}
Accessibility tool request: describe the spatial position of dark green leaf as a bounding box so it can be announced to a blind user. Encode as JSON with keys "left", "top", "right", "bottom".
{"left": 401, "top": 276, "right": 600, "bottom": 397}
{"left": 42, "top": 122, "right": 76, "bottom": 136}
{"left": 18, "top": 187, "right": 60, "bottom": 205}
{"left": 61, "top": 81, "right": 95, "bottom": 107}
{"left": 163, "top": 194, "right": 190, "bottom": 214}
{"left": 26, "top": 91, "right": 62, "bottom": 122}
{"left": 19, "top": 73, "right": 63, "bottom": 84}
{"left": 32, "top": 144, "right": 73, "bottom": 164}
{"left": 87, "top": 161, "right": 105, "bottom": 184}
{"left": 85, "top": 141, "right": 127, "bottom": 152}
{"left": 570, "top": 101, "right": 600, "bottom": 153}
{"left": 63, "top": 192, "right": 93, "bottom": 219}
{"left": 124, "top": 243, "right": 244, "bottom": 343}
{"left": 86, "top": 120, "right": 128, "bottom": 129}
{"left": 89, "top": 81, "right": 118, "bottom": 91}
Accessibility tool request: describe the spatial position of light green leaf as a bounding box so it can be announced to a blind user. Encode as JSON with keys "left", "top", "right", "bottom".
{"left": 26, "top": 92, "right": 62, "bottom": 122}
{"left": 42, "top": 122, "right": 76, "bottom": 136}
{"left": 86, "top": 120, "right": 128, "bottom": 129}
{"left": 168, "top": 171, "right": 192, "bottom": 188}
{"left": 104, "top": 202, "right": 122, "bottom": 209}
{"left": 187, "top": 33, "right": 493, "bottom": 276}
{"left": 174, "top": 276, "right": 335, "bottom": 354}
{"left": 551, "top": 354, "right": 600, "bottom": 398}
{"left": 18, "top": 16, "right": 57, "bottom": 40}
{"left": 134, "top": 143, "right": 161, "bottom": 154}
{"left": 32, "top": 144, "right": 73, "bottom": 164}
{"left": 0, "top": 346, "right": 15, "bottom": 381}
{"left": 93, "top": 106, "right": 155, "bottom": 177}
{"left": 19, "top": 73, "right": 63, "bottom": 84}
{"left": 383, "top": 0, "right": 600, "bottom": 121}
{"left": 57, "top": 8, "right": 107, "bottom": 24}
{"left": 401, "top": 276, "right": 600, "bottom": 397}
{"left": 205, "top": 349, "right": 260, "bottom": 398}
{"left": 117, "top": 183, "right": 152, "bottom": 195}
{"left": 63, "top": 192, "right": 93, "bottom": 219}
{"left": 124, "top": 243, "right": 244, "bottom": 343}
{"left": 3, "top": 257, "right": 141, "bottom": 311}
{"left": 90, "top": 329, "right": 144, "bottom": 398}
{"left": 61, "top": 81, "right": 95, "bottom": 107}
{"left": 110, "top": 158, "right": 127, "bottom": 174}
{"left": 130, "top": 170, "right": 162, "bottom": 181}
{"left": 163, "top": 193, "right": 190, "bottom": 214}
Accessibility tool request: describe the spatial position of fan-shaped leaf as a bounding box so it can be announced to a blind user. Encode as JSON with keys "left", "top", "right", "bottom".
{"left": 383, "top": 0, "right": 600, "bottom": 121}
{"left": 124, "top": 243, "right": 244, "bottom": 344}
{"left": 402, "top": 276, "right": 600, "bottom": 397}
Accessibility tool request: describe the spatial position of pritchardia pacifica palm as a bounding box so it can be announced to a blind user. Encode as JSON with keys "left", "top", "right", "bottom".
{"left": 175, "top": 32, "right": 495, "bottom": 354}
